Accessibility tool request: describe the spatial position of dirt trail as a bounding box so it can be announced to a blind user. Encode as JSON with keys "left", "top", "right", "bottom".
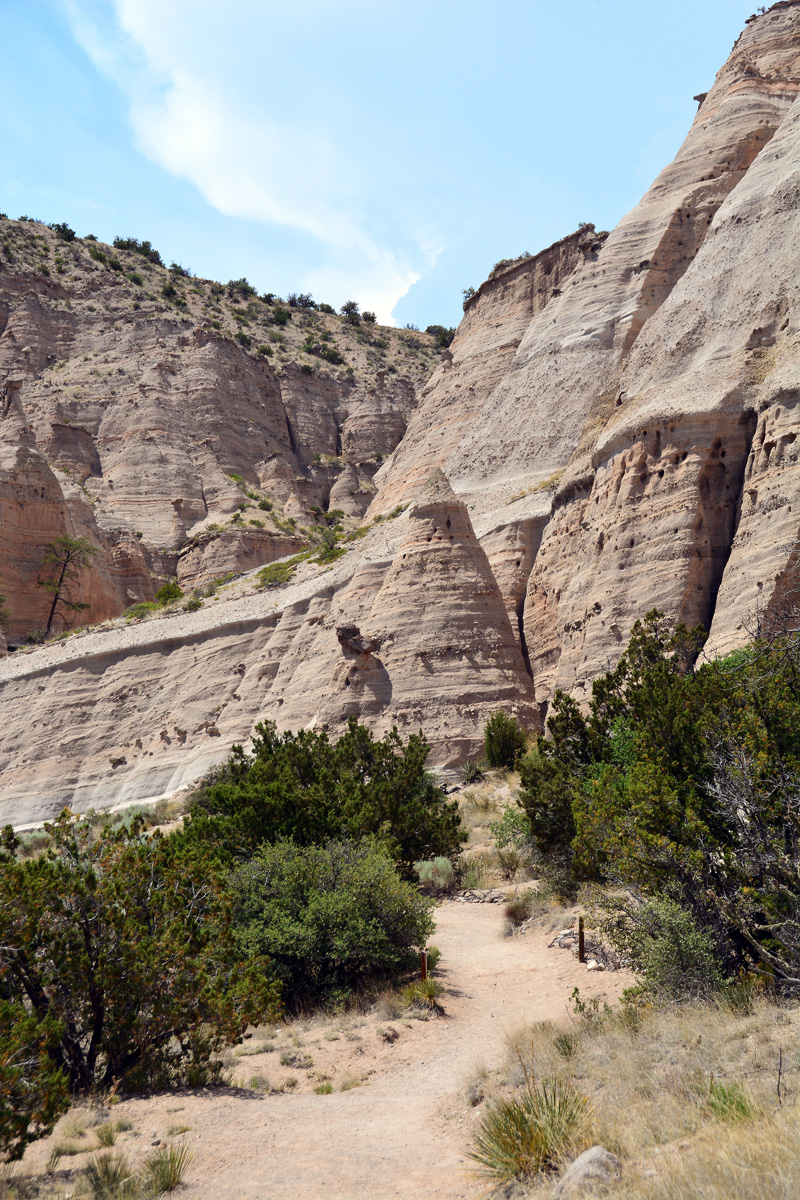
{"left": 28, "top": 901, "right": 632, "bottom": 1199}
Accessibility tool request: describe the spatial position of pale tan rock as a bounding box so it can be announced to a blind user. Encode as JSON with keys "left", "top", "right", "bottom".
{"left": 0, "top": 250, "right": 434, "bottom": 632}
{"left": 528, "top": 79, "right": 800, "bottom": 704}
{"left": 369, "top": 233, "right": 589, "bottom": 516}
{"left": 1, "top": 7, "right": 799, "bottom": 821}
{"left": 176, "top": 529, "right": 306, "bottom": 589}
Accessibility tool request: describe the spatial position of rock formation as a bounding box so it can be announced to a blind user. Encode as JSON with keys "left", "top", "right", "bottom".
{"left": 0, "top": 244, "right": 437, "bottom": 641}
{"left": 0, "top": 4, "right": 799, "bottom": 821}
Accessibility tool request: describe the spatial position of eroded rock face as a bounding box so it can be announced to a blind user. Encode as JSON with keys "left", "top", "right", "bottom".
{"left": 0, "top": 250, "right": 436, "bottom": 640}
{"left": 0, "top": 478, "right": 534, "bottom": 820}
{"left": 0, "top": 6, "right": 799, "bottom": 819}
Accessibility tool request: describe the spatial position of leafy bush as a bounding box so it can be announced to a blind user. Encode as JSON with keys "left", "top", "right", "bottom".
{"left": 113, "top": 236, "right": 162, "bottom": 264}
{"left": 155, "top": 580, "right": 183, "bottom": 606}
{"left": 0, "top": 590, "right": 9, "bottom": 629}
{"left": 519, "top": 608, "right": 800, "bottom": 990}
{"left": 0, "top": 813, "right": 280, "bottom": 1097}
{"left": 362, "top": 310, "right": 376, "bottom": 323}
{"left": 471, "top": 1080, "right": 589, "bottom": 1183}
{"left": 317, "top": 302, "right": 335, "bottom": 315}
{"left": 0, "top": 1000, "right": 69, "bottom": 1161}
{"left": 229, "top": 839, "right": 434, "bottom": 1007}
{"left": 236, "top": 331, "right": 252, "bottom": 347}
{"left": 414, "top": 857, "right": 455, "bottom": 891}
{"left": 227, "top": 277, "right": 256, "bottom": 298}
{"left": 340, "top": 300, "right": 360, "bottom": 324}
{"left": 425, "top": 324, "right": 455, "bottom": 348}
{"left": 484, "top": 711, "right": 528, "bottom": 769}
{"left": 183, "top": 716, "right": 465, "bottom": 874}
{"left": 124, "top": 602, "right": 160, "bottom": 621}
{"left": 161, "top": 282, "right": 178, "bottom": 300}
{"left": 126, "top": 271, "right": 143, "bottom": 286}
{"left": 600, "top": 895, "right": 725, "bottom": 999}
{"left": 319, "top": 343, "right": 345, "bottom": 365}
{"left": 272, "top": 306, "right": 291, "bottom": 326}
{"left": 48, "top": 222, "right": 75, "bottom": 242}
{"left": 183, "top": 596, "right": 202, "bottom": 613}
{"left": 257, "top": 561, "right": 297, "bottom": 589}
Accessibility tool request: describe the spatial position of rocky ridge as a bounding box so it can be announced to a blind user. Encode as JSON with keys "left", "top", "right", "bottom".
{"left": 1, "top": 4, "right": 799, "bottom": 821}
{"left": 0, "top": 230, "right": 440, "bottom": 642}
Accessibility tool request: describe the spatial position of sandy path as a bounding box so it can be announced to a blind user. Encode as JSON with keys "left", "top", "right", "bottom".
{"left": 137, "top": 903, "right": 628, "bottom": 1199}
{"left": 26, "top": 901, "right": 631, "bottom": 1199}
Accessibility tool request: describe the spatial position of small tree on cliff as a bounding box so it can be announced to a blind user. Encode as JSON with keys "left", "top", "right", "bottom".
{"left": 38, "top": 534, "right": 98, "bottom": 637}
{"left": 0, "top": 590, "right": 9, "bottom": 630}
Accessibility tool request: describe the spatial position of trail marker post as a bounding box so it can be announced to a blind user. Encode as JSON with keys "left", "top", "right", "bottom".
{"left": 420, "top": 951, "right": 428, "bottom": 982}
{"left": 578, "top": 916, "right": 585, "bottom": 964}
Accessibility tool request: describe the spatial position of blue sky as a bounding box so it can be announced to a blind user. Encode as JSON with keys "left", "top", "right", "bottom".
{"left": 2, "top": 1, "right": 758, "bottom": 326}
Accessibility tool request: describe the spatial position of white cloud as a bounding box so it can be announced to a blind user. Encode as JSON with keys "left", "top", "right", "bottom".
{"left": 60, "top": 0, "right": 420, "bottom": 322}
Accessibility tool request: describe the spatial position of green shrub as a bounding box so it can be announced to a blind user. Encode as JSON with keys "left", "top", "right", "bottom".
{"left": 317, "top": 302, "right": 335, "bottom": 315}
{"left": 0, "top": 1000, "right": 69, "bottom": 1162}
{"left": 470, "top": 1080, "right": 589, "bottom": 1183}
{"left": 126, "top": 272, "right": 143, "bottom": 286}
{"left": 0, "top": 813, "right": 280, "bottom": 1098}
{"left": 0, "top": 590, "right": 10, "bottom": 629}
{"left": 89, "top": 247, "right": 107, "bottom": 263}
{"left": 272, "top": 306, "right": 291, "bottom": 326}
{"left": 319, "top": 343, "right": 345, "bottom": 365}
{"left": 600, "top": 895, "right": 725, "bottom": 999}
{"left": 155, "top": 580, "right": 183, "bottom": 606}
{"left": 229, "top": 839, "right": 434, "bottom": 1007}
{"left": 124, "top": 602, "right": 160, "bottom": 621}
{"left": 236, "top": 331, "right": 252, "bottom": 348}
{"left": 258, "top": 498, "right": 272, "bottom": 511}
{"left": 257, "top": 560, "right": 297, "bottom": 589}
{"left": 185, "top": 718, "right": 465, "bottom": 880}
{"left": 48, "top": 222, "right": 75, "bottom": 242}
{"left": 414, "top": 857, "right": 455, "bottom": 891}
{"left": 161, "top": 282, "right": 178, "bottom": 300}
{"left": 425, "top": 324, "right": 455, "bottom": 348}
{"left": 484, "top": 711, "right": 528, "bottom": 769}
{"left": 183, "top": 597, "right": 202, "bottom": 613}
{"left": 113, "top": 236, "right": 162, "bottom": 264}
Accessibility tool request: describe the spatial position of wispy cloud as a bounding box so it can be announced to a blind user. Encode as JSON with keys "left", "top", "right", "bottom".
{"left": 60, "top": 0, "right": 420, "bottom": 320}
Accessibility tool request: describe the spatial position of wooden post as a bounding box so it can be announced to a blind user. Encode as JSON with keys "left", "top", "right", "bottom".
{"left": 420, "top": 950, "right": 428, "bottom": 982}
{"left": 578, "top": 916, "right": 585, "bottom": 964}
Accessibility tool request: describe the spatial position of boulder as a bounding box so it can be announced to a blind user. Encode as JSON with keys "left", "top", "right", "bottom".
{"left": 554, "top": 1146, "right": 623, "bottom": 1196}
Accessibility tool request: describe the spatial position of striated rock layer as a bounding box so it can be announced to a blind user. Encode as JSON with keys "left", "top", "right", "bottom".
{"left": 0, "top": 243, "right": 436, "bottom": 642}
{"left": 0, "top": 473, "right": 535, "bottom": 823}
{"left": 1, "top": 4, "right": 799, "bottom": 819}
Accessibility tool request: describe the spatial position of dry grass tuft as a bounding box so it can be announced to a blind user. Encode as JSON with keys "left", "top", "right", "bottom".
{"left": 498, "top": 997, "right": 800, "bottom": 1199}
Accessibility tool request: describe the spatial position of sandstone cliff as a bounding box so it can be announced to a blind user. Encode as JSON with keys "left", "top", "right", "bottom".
{"left": 1, "top": 4, "right": 798, "bottom": 822}
{"left": 0, "top": 236, "right": 438, "bottom": 643}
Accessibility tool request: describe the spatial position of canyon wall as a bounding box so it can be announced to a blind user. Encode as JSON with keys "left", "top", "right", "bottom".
{"left": 1, "top": 3, "right": 799, "bottom": 821}
{"left": 0, "top": 247, "right": 435, "bottom": 642}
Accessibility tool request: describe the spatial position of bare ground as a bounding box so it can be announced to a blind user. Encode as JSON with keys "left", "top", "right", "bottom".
{"left": 22, "top": 899, "right": 633, "bottom": 1199}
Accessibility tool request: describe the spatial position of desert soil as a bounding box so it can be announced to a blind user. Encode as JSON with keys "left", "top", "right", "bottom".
{"left": 26, "top": 899, "right": 633, "bottom": 1199}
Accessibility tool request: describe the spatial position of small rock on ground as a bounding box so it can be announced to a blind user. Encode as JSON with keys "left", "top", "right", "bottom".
{"left": 554, "top": 1145, "right": 623, "bottom": 1196}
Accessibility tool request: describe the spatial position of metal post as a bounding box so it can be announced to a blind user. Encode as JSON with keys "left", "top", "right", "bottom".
{"left": 420, "top": 950, "right": 428, "bottom": 981}
{"left": 578, "top": 916, "right": 585, "bottom": 963}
